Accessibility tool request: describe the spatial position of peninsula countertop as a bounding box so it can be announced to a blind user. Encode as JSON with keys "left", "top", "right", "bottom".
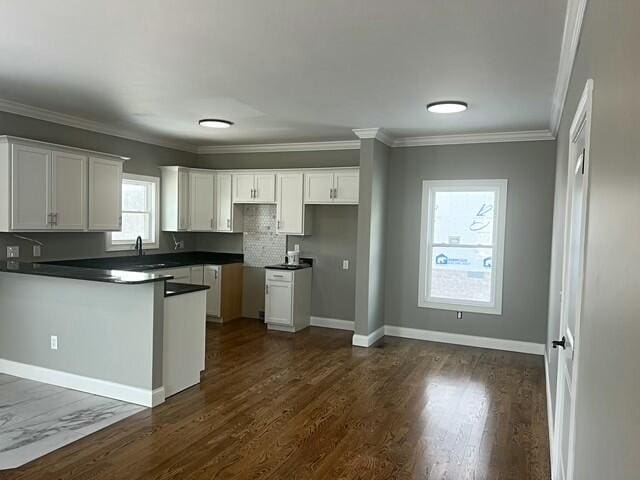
{"left": 0, "top": 260, "right": 173, "bottom": 284}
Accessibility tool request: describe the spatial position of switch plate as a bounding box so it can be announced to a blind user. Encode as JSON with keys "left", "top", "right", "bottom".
{"left": 50, "top": 335, "right": 58, "bottom": 350}
{"left": 294, "top": 244, "right": 300, "bottom": 252}
{"left": 457, "top": 311, "right": 463, "bottom": 319}
{"left": 33, "top": 245, "right": 41, "bottom": 257}
{"left": 342, "top": 260, "right": 349, "bottom": 270}
{"left": 7, "top": 246, "right": 19, "bottom": 258}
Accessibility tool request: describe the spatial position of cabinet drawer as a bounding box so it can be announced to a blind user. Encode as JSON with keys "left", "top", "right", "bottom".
{"left": 266, "top": 270, "right": 293, "bottom": 282}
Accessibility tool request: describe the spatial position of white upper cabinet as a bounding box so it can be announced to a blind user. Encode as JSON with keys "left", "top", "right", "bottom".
{"left": 276, "top": 172, "right": 310, "bottom": 235}
{"left": 10, "top": 144, "right": 51, "bottom": 230}
{"left": 160, "top": 166, "right": 190, "bottom": 232}
{"left": 215, "top": 172, "right": 242, "bottom": 232}
{"left": 304, "top": 168, "right": 359, "bottom": 204}
{"left": 88, "top": 157, "right": 123, "bottom": 231}
{"left": 51, "top": 151, "right": 87, "bottom": 230}
{"left": 188, "top": 170, "right": 215, "bottom": 231}
{"left": 232, "top": 172, "right": 275, "bottom": 203}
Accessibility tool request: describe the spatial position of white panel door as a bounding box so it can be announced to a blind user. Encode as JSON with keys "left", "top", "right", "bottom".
{"left": 334, "top": 169, "right": 359, "bottom": 204}
{"left": 204, "top": 266, "right": 221, "bottom": 317}
{"left": 189, "top": 171, "right": 215, "bottom": 231}
{"left": 265, "top": 280, "right": 293, "bottom": 325}
{"left": 88, "top": 157, "right": 122, "bottom": 231}
{"left": 190, "top": 265, "right": 204, "bottom": 285}
{"left": 232, "top": 173, "right": 255, "bottom": 203}
{"left": 304, "top": 172, "right": 334, "bottom": 204}
{"left": 11, "top": 144, "right": 51, "bottom": 230}
{"left": 254, "top": 173, "right": 276, "bottom": 203}
{"left": 276, "top": 172, "right": 304, "bottom": 234}
{"left": 178, "top": 169, "right": 190, "bottom": 231}
{"left": 51, "top": 151, "right": 87, "bottom": 230}
{"left": 216, "top": 173, "right": 233, "bottom": 231}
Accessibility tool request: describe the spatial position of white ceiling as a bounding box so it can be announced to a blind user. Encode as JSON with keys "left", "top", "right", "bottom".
{"left": 0, "top": 0, "right": 567, "bottom": 149}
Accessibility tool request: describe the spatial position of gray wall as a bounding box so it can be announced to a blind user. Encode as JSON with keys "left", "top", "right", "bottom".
{"left": 355, "top": 138, "right": 390, "bottom": 335}
{"left": 198, "top": 149, "right": 359, "bottom": 170}
{"left": 547, "top": 1, "right": 640, "bottom": 478}
{"left": 384, "top": 141, "right": 556, "bottom": 343}
{"left": 0, "top": 111, "right": 198, "bottom": 261}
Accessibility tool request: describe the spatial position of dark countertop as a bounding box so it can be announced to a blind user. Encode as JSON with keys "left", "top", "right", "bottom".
{"left": 43, "top": 251, "right": 244, "bottom": 271}
{"left": 265, "top": 258, "right": 313, "bottom": 271}
{"left": 0, "top": 260, "right": 173, "bottom": 285}
{"left": 165, "top": 282, "right": 210, "bottom": 298}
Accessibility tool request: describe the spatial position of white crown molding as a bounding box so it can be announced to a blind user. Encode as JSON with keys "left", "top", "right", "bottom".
{"left": 352, "top": 127, "right": 394, "bottom": 147}
{"left": 197, "top": 139, "right": 359, "bottom": 154}
{"left": 550, "top": 0, "right": 589, "bottom": 136}
{"left": 392, "top": 129, "right": 555, "bottom": 148}
{"left": 0, "top": 97, "right": 198, "bottom": 153}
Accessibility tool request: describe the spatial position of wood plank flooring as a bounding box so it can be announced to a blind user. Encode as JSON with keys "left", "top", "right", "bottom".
{"left": 1, "top": 319, "right": 550, "bottom": 480}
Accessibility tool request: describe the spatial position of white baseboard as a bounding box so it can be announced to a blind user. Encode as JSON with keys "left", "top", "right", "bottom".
{"left": 544, "top": 351, "right": 555, "bottom": 474}
{"left": 352, "top": 326, "right": 385, "bottom": 347}
{"left": 310, "top": 316, "right": 355, "bottom": 331}
{"left": 0, "top": 358, "right": 164, "bottom": 407}
{"left": 383, "top": 325, "right": 545, "bottom": 355}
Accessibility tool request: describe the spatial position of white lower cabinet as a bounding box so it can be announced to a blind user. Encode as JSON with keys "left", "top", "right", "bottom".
{"left": 265, "top": 268, "right": 312, "bottom": 332}
{"left": 204, "top": 265, "right": 221, "bottom": 317}
{"left": 190, "top": 265, "right": 204, "bottom": 285}
{"left": 149, "top": 267, "right": 192, "bottom": 283}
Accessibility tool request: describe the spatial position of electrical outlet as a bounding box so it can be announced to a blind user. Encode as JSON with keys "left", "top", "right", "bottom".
{"left": 50, "top": 335, "right": 58, "bottom": 350}
{"left": 7, "top": 246, "right": 19, "bottom": 258}
{"left": 342, "top": 260, "right": 349, "bottom": 270}
{"left": 33, "top": 245, "right": 41, "bottom": 257}
{"left": 177, "top": 240, "right": 184, "bottom": 249}
{"left": 457, "top": 311, "right": 463, "bottom": 319}
{"left": 294, "top": 244, "right": 300, "bottom": 252}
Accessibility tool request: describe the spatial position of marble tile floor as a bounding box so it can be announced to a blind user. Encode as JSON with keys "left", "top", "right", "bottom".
{"left": 0, "top": 373, "right": 144, "bottom": 469}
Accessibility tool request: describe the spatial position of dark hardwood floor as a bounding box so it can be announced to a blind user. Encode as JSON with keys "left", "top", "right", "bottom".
{"left": 2, "top": 319, "right": 550, "bottom": 480}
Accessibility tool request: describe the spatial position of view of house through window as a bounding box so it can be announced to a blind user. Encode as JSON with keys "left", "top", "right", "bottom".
{"left": 418, "top": 179, "right": 507, "bottom": 315}
{"left": 107, "top": 174, "right": 159, "bottom": 250}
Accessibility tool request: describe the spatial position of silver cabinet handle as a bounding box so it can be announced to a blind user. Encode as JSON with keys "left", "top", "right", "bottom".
{"left": 54, "top": 213, "right": 58, "bottom": 225}
{"left": 214, "top": 269, "right": 218, "bottom": 280}
{"left": 265, "top": 284, "right": 269, "bottom": 294}
{"left": 47, "top": 213, "right": 53, "bottom": 225}
{"left": 227, "top": 218, "right": 231, "bottom": 228}
{"left": 211, "top": 218, "right": 214, "bottom": 229}
{"left": 277, "top": 220, "right": 281, "bottom": 229}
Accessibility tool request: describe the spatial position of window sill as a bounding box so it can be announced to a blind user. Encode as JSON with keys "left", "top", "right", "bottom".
{"left": 418, "top": 300, "right": 502, "bottom": 316}
{"left": 105, "top": 243, "right": 160, "bottom": 252}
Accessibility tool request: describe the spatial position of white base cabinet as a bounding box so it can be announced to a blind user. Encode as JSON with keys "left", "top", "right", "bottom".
{"left": 204, "top": 265, "right": 221, "bottom": 318}
{"left": 265, "top": 268, "right": 312, "bottom": 333}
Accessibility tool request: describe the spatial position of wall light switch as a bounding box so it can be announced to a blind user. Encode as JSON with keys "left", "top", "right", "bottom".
{"left": 7, "top": 246, "right": 19, "bottom": 258}
{"left": 294, "top": 244, "right": 300, "bottom": 252}
{"left": 33, "top": 245, "right": 41, "bottom": 257}
{"left": 50, "top": 335, "right": 58, "bottom": 350}
{"left": 342, "top": 260, "right": 349, "bottom": 270}
{"left": 457, "top": 311, "right": 463, "bottom": 319}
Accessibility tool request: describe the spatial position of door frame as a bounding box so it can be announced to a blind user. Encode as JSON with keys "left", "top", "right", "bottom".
{"left": 551, "top": 79, "right": 594, "bottom": 480}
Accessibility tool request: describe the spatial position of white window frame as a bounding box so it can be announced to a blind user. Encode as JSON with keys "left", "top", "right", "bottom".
{"left": 105, "top": 173, "right": 160, "bottom": 252}
{"left": 418, "top": 179, "right": 508, "bottom": 315}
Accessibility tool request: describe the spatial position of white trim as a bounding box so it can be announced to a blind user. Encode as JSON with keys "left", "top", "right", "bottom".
{"left": 393, "top": 130, "right": 555, "bottom": 148}
{"left": 0, "top": 358, "right": 164, "bottom": 407}
{"left": 105, "top": 173, "right": 160, "bottom": 252}
{"left": 352, "top": 326, "right": 384, "bottom": 347}
{"left": 418, "top": 179, "right": 508, "bottom": 315}
{"left": 544, "top": 351, "right": 555, "bottom": 476}
{"left": 384, "top": 325, "right": 545, "bottom": 355}
{"left": 310, "top": 316, "right": 355, "bottom": 331}
{"left": 550, "top": 0, "right": 589, "bottom": 135}
{"left": 0, "top": 97, "right": 197, "bottom": 153}
{"left": 198, "top": 140, "right": 359, "bottom": 154}
{"left": 352, "top": 128, "right": 394, "bottom": 147}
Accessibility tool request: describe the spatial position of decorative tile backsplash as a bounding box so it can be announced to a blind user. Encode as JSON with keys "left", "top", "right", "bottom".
{"left": 242, "top": 204, "right": 287, "bottom": 267}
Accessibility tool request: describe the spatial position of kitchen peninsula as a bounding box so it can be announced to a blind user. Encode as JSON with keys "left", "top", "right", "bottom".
{"left": 0, "top": 259, "right": 210, "bottom": 407}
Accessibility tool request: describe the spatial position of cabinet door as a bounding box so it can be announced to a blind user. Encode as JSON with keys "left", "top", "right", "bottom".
{"left": 190, "top": 265, "right": 204, "bottom": 285}
{"left": 265, "top": 280, "right": 293, "bottom": 325}
{"left": 189, "top": 171, "right": 215, "bottom": 231}
{"left": 215, "top": 173, "right": 233, "bottom": 231}
{"left": 334, "top": 169, "right": 360, "bottom": 204}
{"left": 51, "top": 151, "right": 87, "bottom": 230}
{"left": 276, "top": 172, "right": 304, "bottom": 234}
{"left": 204, "top": 266, "right": 221, "bottom": 317}
{"left": 254, "top": 173, "right": 275, "bottom": 203}
{"left": 11, "top": 144, "right": 51, "bottom": 230}
{"left": 304, "top": 172, "right": 334, "bottom": 204}
{"left": 88, "top": 157, "right": 122, "bottom": 231}
{"left": 232, "top": 173, "right": 255, "bottom": 203}
{"left": 178, "top": 170, "right": 190, "bottom": 230}
{"left": 158, "top": 267, "right": 192, "bottom": 283}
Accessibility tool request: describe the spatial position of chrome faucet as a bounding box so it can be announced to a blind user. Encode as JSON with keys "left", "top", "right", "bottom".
{"left": 134, "top": 236, "right": 144, "bottom": 256}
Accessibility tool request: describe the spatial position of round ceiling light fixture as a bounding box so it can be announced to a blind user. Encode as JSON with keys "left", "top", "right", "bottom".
{"left": 426, "top": 101, "right": 468, "bottom": 114}
{"left": 199, "top": 118, "right": 234, "bottom": 128}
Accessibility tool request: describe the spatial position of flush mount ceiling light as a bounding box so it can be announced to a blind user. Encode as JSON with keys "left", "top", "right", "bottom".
{"left": 199, "top": 118, "right": 234, "bottom": 128}
{"left": 426, "top": 101, "right": 468, "bottom": 114}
